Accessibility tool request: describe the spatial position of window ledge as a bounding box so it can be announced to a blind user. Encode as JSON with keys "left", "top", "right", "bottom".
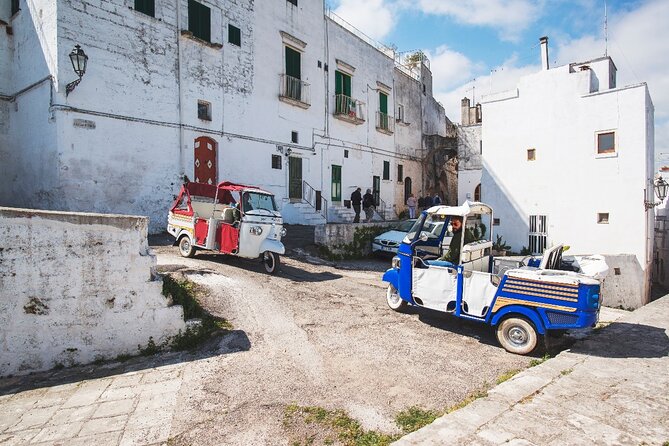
{"left": 180, "top": 30, "right": 222, "bottom": 49}
{"left": 376, "top": 127, "right": 393, "bottom": 136}
{"left": 595, "top": 151, "right": 618, "bottom": 159}
{"left": 128, "top": 6, "right": 162, "bottom": 21}
{"left": 396, "top": 120, "right": 410, "bottom": 127}
{"left": 279, "top": 95, "right": 310, "bottom": 109}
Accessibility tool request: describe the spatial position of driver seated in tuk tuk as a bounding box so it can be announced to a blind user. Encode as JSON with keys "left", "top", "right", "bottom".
{"left": 438, "top": 216, "right": 475, "bottom": 264}
{"left": 242, "top": 192, "right": 253, "bottom": 213}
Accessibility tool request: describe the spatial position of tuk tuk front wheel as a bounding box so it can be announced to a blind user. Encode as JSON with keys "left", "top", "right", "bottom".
{"left": 178, "top": 236, "right": 196, "bottom": 258}
{"left": 496, "top": 317, "right": 538, "bottom": 355}
{"left": 386, "top": 284, "right": 407, "bottom": 312}
{"left": 262, "top": 251, "right": 280, "bottom": 274}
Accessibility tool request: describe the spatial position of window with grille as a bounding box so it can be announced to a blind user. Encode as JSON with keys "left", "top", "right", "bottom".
{"left": 188, "top": 0, "right": 211, "bottom": 42}
{"left": 397, "top": 164, "right": 403, "bottom": 182}
{"left": 383, "top": 161, "right": 390, "bottom": 180}
{"left": 529, "top": 215, "right": 547, "bottom": 255}
{"left": 228, "top": 24, "right": 241, "bottom": 46}
{"left": 198, "top": 100, "right": 211, "bottom": 121}
{"left": 134, "top": 0, "right": 154, "bottom": 17}
{"left": 272, "top": 155, "right": 282, "bottom": 170}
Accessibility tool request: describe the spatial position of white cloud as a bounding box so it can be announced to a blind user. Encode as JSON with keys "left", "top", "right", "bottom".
{"left": 425, "top": 45, "right": 481, "bottom": 92}
{"left": 332, "top": 0, "right": 395, "bottom": 41}
{"left": 416, "top": 0, "right": 540, "bottom": 42}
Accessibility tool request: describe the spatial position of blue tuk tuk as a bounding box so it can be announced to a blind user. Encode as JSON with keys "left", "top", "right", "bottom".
{"left": 382, "top": 202, "right": 606, "bottom": 355}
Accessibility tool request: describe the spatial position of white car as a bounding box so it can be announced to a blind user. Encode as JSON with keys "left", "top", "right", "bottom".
{"left": 372, "top": 220, "right": 417, "bottom": 254}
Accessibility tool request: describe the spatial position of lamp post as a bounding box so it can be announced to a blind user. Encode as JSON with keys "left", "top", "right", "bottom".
{"left": 645, "top": 175, "right": 668, "bottom": 210}
{"left": 65, "top": 45, "right": 88, "bottom": 96}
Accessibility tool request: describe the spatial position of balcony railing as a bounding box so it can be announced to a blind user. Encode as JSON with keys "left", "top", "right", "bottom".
{"left": 375, "top": 111, "right": 394, "bottom": 134}
{"left": 334, "top": 94, "right": 365, "bottom": 123}
{"left": 279, "top": 74, "right": 310, "bottom": 108}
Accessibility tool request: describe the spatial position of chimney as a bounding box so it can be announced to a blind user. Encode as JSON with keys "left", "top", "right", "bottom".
{"left": 461, "top": 97, "right": 471, "bottom": 125}
{"left": 540, "top": 36, "right": 549, "bottom": 70}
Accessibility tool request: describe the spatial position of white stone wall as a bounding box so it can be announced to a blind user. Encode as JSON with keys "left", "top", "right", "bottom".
{"left": 0, "top": 207, "right": 186, "bottom": 377}
{"left": 481, "top": 61, "right": 655, "bottom": 305}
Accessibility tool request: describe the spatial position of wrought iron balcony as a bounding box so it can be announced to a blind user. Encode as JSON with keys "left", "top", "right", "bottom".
{"left": 334, "top": 94, "right": 365, "bottom": 124}
{"left": 375, "top": 111, "right": 394, "bottom": 134}
{"left": 279, "top": 74, "right": 310, "bottom": 108}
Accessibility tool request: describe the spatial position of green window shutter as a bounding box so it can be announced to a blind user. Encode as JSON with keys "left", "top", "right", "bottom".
{"left": 383, "top": 161, "right": 390, "bottom": 180}
{"left": 343, "top": 73, "right": 351, "bottom": 96}
{"left": 331, "top": 165, "right": 342, "bottom": 201}
{"left": 379, "top": 92, "right": 388, "bottom": 114}
{"left": 285, "top": 47, "right": 301, "bottom": 79}
{"left": 335, "top": 71, "right": 351, "bottom": 96}
{"left": 135, "top": 0, "right": 155, "bottom": 17}
{"left": 188, "top": 0, "right": 211, "bottom": 42}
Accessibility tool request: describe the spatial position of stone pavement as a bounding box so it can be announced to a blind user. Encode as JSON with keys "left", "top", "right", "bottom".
{"left": 394, "top": 294, "right": 669, "bottom": 446}
{"left": 0, "top": 358, "right": 188, "bottom": 445}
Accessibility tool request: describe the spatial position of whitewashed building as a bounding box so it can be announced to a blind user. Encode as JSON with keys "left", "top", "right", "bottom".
{"left": 457, "top": 97, "right": 482, "bottom": 205}
{"left": 0, "top": 0, "right": 445, "bottom": 231}
{"left": 481, "top": 37, "right": 656, "bottom": 306}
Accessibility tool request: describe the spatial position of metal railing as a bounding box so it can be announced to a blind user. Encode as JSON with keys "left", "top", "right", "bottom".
{"left": 303, "top": 180, "right": 328, "bottom": 221}
{"left": 377, "top": 197, "right": 387, "bottom": 220}
{"left": 279, "top": 74, "right": 310, "bottom": 106}
{"left": 334, "top": 94, "right": 364, "bottom": 121}
{"left": 375, "top": 111, "right": 394, "bottom": 133}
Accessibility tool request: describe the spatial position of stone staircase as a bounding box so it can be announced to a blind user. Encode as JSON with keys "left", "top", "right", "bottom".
{"left": 280, "top": 201, "right": 327, "bottom": 225}
{"left": 327, "top": 204, "right": 394, "bottom": 223}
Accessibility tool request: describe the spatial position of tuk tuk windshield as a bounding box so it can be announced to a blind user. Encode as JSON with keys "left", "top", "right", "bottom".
{"left": 242, "top": 192, "right": 279, "bottom": 214}
{"left": 404, "top": 213, "right": 447, "bottom": 243}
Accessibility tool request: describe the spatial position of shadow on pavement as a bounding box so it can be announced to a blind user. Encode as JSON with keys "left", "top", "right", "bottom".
{"left": 0, "top": 330, "right": 250, "bottom": 397}
{"left": 573, "top": 321, "right": 669, "bottom": 359}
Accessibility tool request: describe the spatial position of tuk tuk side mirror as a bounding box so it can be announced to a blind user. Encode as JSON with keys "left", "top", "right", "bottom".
{"left": 419, "top": 233, "right": 429, "bottom": 242}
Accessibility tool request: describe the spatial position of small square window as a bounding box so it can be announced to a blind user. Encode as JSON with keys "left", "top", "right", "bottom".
{"left": 383, "top": 161, "right": 390, "bottom": 180}
{"left": 317, "top": 61, "right": 322, "bottom": 68}
{"left": 397, "top": 164, "right": 403, "bottom": 182}
{"left": 493, "top": 218, "right": 500, "bottom": 226}
{"left": 614, "top": 267, "right": 621, "bottom": 275}
{"left": 287, "top": 0, "right": 297, "bottom": 5}
{"left": 291, "top": 131, "right": 298, "bottom": 144}
{"left": 198, "top": 100, "right": 211, "bottom": 121}
{"left": 344, "top": 149, "right": 349, "bottom": 158}
{"left": 272, "top": 154, "right": 282, "bottom": 169}
{"left": 228, "top": 24, "right": 241, "bottom": 46}
{"left": 527, "top": 148, "right": 536, "bottom": 161}
{"left": 134, "top": 0, "right": 155, "bottom": 17}
{"left": 597, "top": 131, "right": 615, "bottom": 154}
{"left": 597, "top": 213, "right": 609, "bottom": 224}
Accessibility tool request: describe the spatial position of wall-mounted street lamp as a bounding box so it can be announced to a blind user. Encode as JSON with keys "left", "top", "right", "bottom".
{"left": 645, "top": 175, "right": 668, "bottom": 210}
{"left": 66, "top": 45, "right": 88, "bottom": 97}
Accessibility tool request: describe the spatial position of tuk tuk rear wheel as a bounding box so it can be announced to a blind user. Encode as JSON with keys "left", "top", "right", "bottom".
{"left": 178, "top": 236, "right": 196, "bottom": 258}
{"left": 386, "top": 284, "right": 407, "bottom": 312}
{"left": 496, "top": 317, "right": 538, "bottom": 355}
{"left": 263, "top": 251, "right": 280, "bottom": 274}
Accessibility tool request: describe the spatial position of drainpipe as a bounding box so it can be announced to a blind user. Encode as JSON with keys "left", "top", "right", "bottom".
{"left": 540, "top": 36, "right": 549, "bottom": 71}
{"left": 176, "top": 0, "right": 185, "bottom": 181}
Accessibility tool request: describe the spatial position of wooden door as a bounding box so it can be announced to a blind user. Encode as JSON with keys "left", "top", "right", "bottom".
{"left": 194, "top": 136, "right": 217, "bottom": 185}
{"left": 404, "top": 177, "right": 412, "bottom": 204}
{"left": 288, "top": 156, "right": 302, "bottom": 199}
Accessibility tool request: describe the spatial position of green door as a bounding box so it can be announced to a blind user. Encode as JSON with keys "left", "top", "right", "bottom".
{"left": 331, "top": 165, "right": 341, "bottom": 202}
{"left": 289, "top": 157, "right": 302, "bottom": 199}
{"left": 335, "top": 71, "right": 352, "bottom": 115}
{"left": 379, "top": 92, "right": 388, "bottom": 114}
{"left": 285, "top": 47, "right": 301, "bottom": 100}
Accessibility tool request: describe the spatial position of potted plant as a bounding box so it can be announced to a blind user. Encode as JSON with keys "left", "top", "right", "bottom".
{"left": 492, "top": 234, "right": 511, "bottom": 256}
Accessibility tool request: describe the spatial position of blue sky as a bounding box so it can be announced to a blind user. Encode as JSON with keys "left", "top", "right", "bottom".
{"left": 326, "top": 0, "right": 669, "bottom": 171}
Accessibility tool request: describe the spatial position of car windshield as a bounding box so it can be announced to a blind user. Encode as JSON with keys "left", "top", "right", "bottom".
{"left": 404, "top": 213, "right": 448, "bottom": 243}
{"left": 243, "top": 192, "right": 278, "bottom": 214}
{"left": 395, "top": 220, "right": 416, "bottom": 232}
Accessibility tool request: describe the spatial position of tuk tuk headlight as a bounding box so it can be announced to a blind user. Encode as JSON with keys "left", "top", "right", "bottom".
{"left": 280, "top": 227, "right": 287, "bottom": 237}
{"left": 250, "top": 226, "right": 263, "bottom": 236}
{"left": 392, "top": 256, "right": 401, "bottom": 269}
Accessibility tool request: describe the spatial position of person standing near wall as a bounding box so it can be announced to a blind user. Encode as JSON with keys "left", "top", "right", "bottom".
{"left": 406, "top": 194, "right": 417, "bottom": 219}
{"left": 362, "top": 189, "right": 375, "bottom": 223}
{"left": 424, "top": 194, "right": 433, "bottom": 209}
{"left": 351, "top": 187, "right": 362, "bottom": 223}
{"left": 433, "top": 193, "right": 442, "bottom": 206}
{"left": 417, "top": 194, "right": 425, "bottom": 212}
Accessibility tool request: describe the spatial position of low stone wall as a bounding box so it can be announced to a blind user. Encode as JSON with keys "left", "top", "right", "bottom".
{"left": 0, "top": 207, "right": 186, "bottom": 376}
{"left": 315, "top": 222, "right": 393, "bottom": 258}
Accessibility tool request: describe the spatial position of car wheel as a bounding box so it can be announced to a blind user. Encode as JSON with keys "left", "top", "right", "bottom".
{"left": 263, "top": 251, "right": 280, "bottom": 274}
{"left": 178, "top": 235, "right": 196, "bottom": 258}
{"left": 496, "top": 317, "right": 538, "bottom": 355}
{"left": 386, "top": 284, "right": 407, "bottom": 312}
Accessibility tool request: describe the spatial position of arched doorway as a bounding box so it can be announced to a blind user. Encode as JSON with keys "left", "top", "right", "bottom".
{"left": 404, "top": 177, "right": 412, "bottom": 204}
{"left": 474, "top": 183, "right": 481, "bottom": 201}
{"left": 194, "top": 136, "right": 217, "bottom": 184}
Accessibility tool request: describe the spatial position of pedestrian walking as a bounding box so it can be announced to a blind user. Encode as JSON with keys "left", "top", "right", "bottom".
{"left": 350, "top": 187, "right": 362, "bottom": 223}
{"left": 406, "top": 194, "right": 417, "bottom": 219}
{"left": 433, "top": 193, "right": 441, "bottom": 206}
{"left": 362, "top": 189, "right": 375, "bottom": 222}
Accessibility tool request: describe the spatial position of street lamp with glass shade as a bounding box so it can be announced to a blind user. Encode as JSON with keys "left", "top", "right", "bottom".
{"left": 66, "top": 45, "right": 88, "bottom": 96}
{"left": 645, "top": 175, "right": 669, "bottom": 210}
